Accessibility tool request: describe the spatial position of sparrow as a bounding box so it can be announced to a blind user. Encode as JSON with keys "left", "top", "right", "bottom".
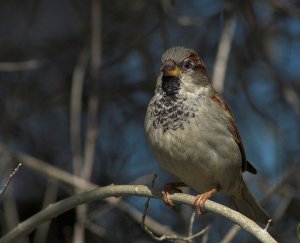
{"left": 144, "top": 46, "right": 271, "bottom": 225}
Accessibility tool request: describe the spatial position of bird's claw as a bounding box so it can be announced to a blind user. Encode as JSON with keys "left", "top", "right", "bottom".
{"left": 192, "top": 188, "right": 218, "bottom": 217}
{"left": 192, "top": 194, "right": 207, "bottom": 216}
{"left": 162, "top": 182, "right": 186, "bottom": 210}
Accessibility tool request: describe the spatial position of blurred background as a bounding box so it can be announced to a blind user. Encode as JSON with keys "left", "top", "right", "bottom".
{"left": 0, "top": 0, "right": 300, "bottom": 242}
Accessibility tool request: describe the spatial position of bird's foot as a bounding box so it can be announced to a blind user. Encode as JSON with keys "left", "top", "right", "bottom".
{"left": 192, "top": 188, "right": 218, "bottom": 216}
{"left": 162, "top": 182, "right": 187, "bottom": 210}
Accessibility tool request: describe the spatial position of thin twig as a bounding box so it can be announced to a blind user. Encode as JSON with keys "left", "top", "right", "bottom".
{"left": 0, "top": 163, "right": 22, "bottom": 197}
{"left": 143, "top": 199, "right": 209, "bottom": 243}
{"left": 2, "top": 163, "right": 28, "bottom": 243}
{"left": 185, "top": 227, "right": 210, "bottom": 242}
{"left": 71, "top": 47, "right": 89, "bottom": 243}
{"left": 141, "top": 176, "right": 227, "bottom": 242}
{"left": 73, "top": 0, "right": 102, "bottom": 241}
{"left": 272, "top": 185, "right": 294, "bottom": 221}
{"left": 33, "top": 181, "right": 58, "bottom": 243}
{"left": 220, "top": 225, "right": 240, "bottom": 243}
{"left": 264, "top": 220, "right": 272, "bottom": 232}
{"left": 266, "top": 0, "right": 300, "bottom": 19}
{"left": 260, "top": 164, "right": 300, "bottom": 203}
{"left": 188, "top": 212, "right": 196, "bottom": 239}
{"left": 81, "top": 218, "right": 111, "bottom": 241}
{"left": 200, "top": 225, "right": 210, "bottom": 243}
{"left": 70, "top": 48, "right": 89, "bottom": 243}
{"left": 70, "top": 49, "right": 89, "bottom": 177}
{"left": 3, "top": 192, "right": 29, "bottom": 243}
{"left": 212, "top": 12, "right": 236, "bottom": 93}
{"left": 141, "top": 174, "right": 157, "bottom": 227}
{"left": 0, "top": 60, "right": 40, "bottom": 72}
{"left": 140, "top": 175, "right": 168, "bottom": 241}
{"left": 82, "top": 0, "right": 102, "bottom": 182}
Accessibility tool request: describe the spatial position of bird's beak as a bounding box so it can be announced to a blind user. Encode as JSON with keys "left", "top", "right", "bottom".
{"left": 161, "top": 60, "right": 180, "bottom": 77}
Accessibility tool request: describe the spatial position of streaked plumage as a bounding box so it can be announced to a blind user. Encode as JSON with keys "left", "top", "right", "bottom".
{"left": 145, "top": 46, "right": 270, "bottom": 225}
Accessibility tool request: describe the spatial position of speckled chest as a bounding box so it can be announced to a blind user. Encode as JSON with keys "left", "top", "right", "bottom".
{"left": 151, "top": 94, "right": 199, "bottom": 132}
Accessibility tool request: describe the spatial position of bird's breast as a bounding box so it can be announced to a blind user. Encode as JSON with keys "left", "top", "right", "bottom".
{"left": 150, "top": 94, "right": 198, "bottom": 133}
{"left": 145, "top": 93, "right": 242, "bottom": 194}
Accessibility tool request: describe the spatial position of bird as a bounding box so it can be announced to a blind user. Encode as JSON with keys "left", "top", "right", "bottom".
{"left": 144, "top": 46, "right": 271, "bottom": 225}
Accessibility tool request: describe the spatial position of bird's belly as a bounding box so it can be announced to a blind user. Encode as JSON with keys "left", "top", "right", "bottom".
{"left": 148, "top": 120, "right": 242, "bottom": 195}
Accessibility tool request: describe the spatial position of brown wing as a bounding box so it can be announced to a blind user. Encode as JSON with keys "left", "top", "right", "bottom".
{"left": 211, "top": 92, "right": 257, "bottom": 174}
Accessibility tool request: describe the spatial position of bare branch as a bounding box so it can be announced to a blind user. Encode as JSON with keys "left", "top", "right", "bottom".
{"left": 220, "top": 225, "right": 241, "bottom": 243}
{"left": 187, "top": 212, "right": 196, "bottom": 240}
{"left": 0, "top": 163, "right": 22, "bottom": 198}
{"left": 3, "top": 194, "right": 29, "bottom": 243}
{"left": 0, "top": 185, "right": 277, "bottom": 243}
{"left": 139, "top": 175, "right": 205, "bottom": 243}
{"left": 221, "top": 163, "right": 300, "bottom": 242}
{"left": 70, "top": 48, "right": 89, "bottom": 243}
{"left": 70, "top": 49, "right": 89, "bottom": 177}
{"left": 266, "top": 0, "right": 300, "bottom": 19}
{"left": 264, "top": 220, "right": 272, "bottom": 231}
{"left": 0, "top": 144, "right": 277, "bottom": 243}
{"left": 0, "top": 143, "right": 177, "bottom": 237}
{"left": 141, "top": 226, "right": 209, "bottom": 243}
{"left": 33, "top": 182, "right": 58, "bottom": 243}
{"left": 141, "top": 174, "right": 157, "bottom": 228}
{"left": 82, "top": 0, "right": 102, "bottom": 181}
{"left": 212, "top": 12, "right": 236, "bottom": 93}
{"left": 72, "top": 0, "right": 102, "bottom": 241}
{"left": 0, "top": 60, "right": 40, "bottom": 72}
{"left": 200, "top": 225, "right": 210, "bottom": 243}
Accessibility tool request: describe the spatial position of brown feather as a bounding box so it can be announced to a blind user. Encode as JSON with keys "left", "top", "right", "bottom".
{"left": 187, "top": 53, "right": 208, "bottom": 75}
{"left": 211, "top": 92, "right": 257, "bottom": 174}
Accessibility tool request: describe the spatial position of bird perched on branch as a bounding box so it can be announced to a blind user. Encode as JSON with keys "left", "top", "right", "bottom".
{"left": 144, "top": 46, "right": 271, "bottom": 225}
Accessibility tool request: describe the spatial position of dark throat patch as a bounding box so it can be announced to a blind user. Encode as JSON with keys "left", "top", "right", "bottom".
{"left": 161, "top": 76, "right": 180, "bottom": 96}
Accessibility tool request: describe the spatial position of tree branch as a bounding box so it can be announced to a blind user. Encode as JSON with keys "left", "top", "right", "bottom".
{"left": 0, "top": 60, "right": 40, "bottom": 72}
{"left": 0, "top": 163, "right": 22, "bottom": 197}
{"left": 0, "top": 143, "right": 177, "bottom": 237}
{"left": 0, "top": 185, "right": 277, "bottom": 243}
{"left": 212, "top": 12, "right": 235, "bottom": 93}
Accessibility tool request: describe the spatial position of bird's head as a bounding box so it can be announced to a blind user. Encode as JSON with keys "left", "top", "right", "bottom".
{"left": 156, "top": 46, "right": 213, "bottom": 96}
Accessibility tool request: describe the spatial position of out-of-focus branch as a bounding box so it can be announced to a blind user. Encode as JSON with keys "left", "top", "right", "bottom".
{"left": 221, "top": 163, "right": 300, "bottom": 242}
{"left": 188, "top": 212, "right": 196, "bottom": 241}
{"left": 70, "top": 49, "right": 89, "bottom": 177}
{"left": 283, "top": 86, "right": 300, "bottom": 116}
{"left": 266, "top": 0, "right": 300, "bottom": 19}
{"left": 0, "top": 60, "right": 41, "bottom": 72}
{"left": 82, "top": 94, "right": 99, "bottom": 180}
{"left": 3, "top": 192, "right": 29, "bottom": 243}
{"left": 90, "top": 0, "right": 102, "bottom": 81}
{"left": 0, "top": 143, "right": 177, "bottom": 238}
{"left": 212, "top": 12, "right": 236, "bottom": 93}
{"left": 220, "top": 225, "right": 241, "bottom": 243}
{"left": 82, "top": 0, "right": 102, "bottom": 181}
{"left": 0, "top": 185, "right": 277, "bottom": 243}
{"left": 70, "top": 45, "right": 89, "bottom": 243}
{"left": 33, "top": 182, "right": 58, "bottom": 243}
{"left": 73, "top": 1, "right": 102, "bottom": 242}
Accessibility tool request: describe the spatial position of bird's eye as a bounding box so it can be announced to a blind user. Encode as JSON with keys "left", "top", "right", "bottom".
{"left": 182, "top": 60, "right": 193, "bottom": 70}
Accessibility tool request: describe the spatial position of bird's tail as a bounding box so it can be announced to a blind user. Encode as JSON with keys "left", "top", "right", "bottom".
{"left": 232, "top": 181, "right": 271, "bottom": 225}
